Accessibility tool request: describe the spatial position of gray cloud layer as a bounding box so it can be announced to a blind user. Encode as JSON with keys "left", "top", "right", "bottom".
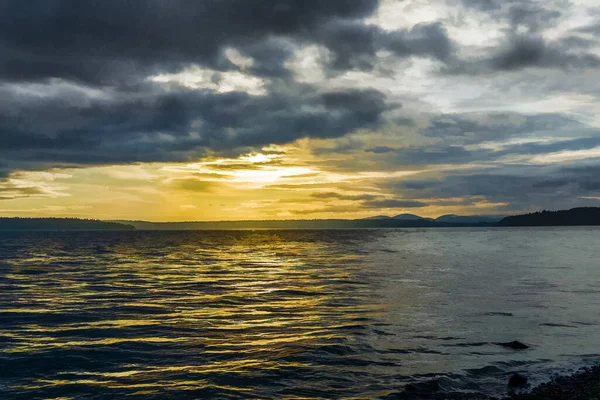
{"left": 0, "top": 0, "right": 406, "bottom": 172}
{"left": 0, "top": 0, "right": 599, "bottom": 213}
{"left": 382, "top": 163, "right": 600, "bottom": 211}
{"left": 0, "top": 0, "right": 379, "bottom": 85}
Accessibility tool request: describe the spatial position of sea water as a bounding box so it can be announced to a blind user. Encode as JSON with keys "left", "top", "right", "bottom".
{"left": 1, "top": 228, "right": 599, "bottom": 399}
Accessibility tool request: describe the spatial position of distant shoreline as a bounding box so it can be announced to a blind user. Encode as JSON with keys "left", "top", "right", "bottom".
{"left": 1, "top": 207, "right": 599, "bottom": 230}
{"left": 0, "top": 218, "right": 134, "bottom": 231}
{"left": 113, "top": 207, "right": 600, "bottom": 230}
{"left": 3, "top": 225, "right": 600, "bottom": 231}
{"left": 2, "top": 224, "right": 600, "bottom": 231}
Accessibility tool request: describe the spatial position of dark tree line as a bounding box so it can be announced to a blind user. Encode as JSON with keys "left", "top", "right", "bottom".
{"left": 499, "top": 208, "right": 600, "bottom": 226}
{"left": 0, "top": 218, "right": 135, "bottom": 231}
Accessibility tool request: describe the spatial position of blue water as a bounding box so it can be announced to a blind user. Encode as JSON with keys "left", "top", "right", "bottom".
{"left": 1, "top": 228, "right": 599, "bottom": 399}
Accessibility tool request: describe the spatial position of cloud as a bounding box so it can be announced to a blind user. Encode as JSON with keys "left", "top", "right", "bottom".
{"left": 489, "top": 35, "right": 600, "bottom": 71}
{"left": 365, "top": 146, "right": 396, "bottom": 154}
{"left": 442, "top": 1, "right": 600, "bottom": 74}
{"left": 445, "top": 35, "right": 600, "bottom": 75}
{"left": 0, "top": 1, "right": 457, "bottom": 86}
{"left": 362, "top": 199, "right": 427, "bottom": 208}
{"left": 383, "top": 22, "right": 453, "bottom": 61}
{"left": 419, "top": 113, "right": 585, "bottom": 143}
{"left": 461, "top": 0, "right": 563, "bottom": 29}
{"left": 1, "top": 0, "right": 599, "bottom": 217}
{"left": 311, "top": 191, "right": 379, "bottom": 201}
{"left": 0, "top": 172, "right": 70, "bottom": 200}
{"left": 460, "top": 0, "right": 508, "bottom": 11}
{"left": 173, "top": 179, "right": 223, "bottom": 193}
{"left": 0, "top": 85, "right": 391, "bottom": 173}
{"left": 319, "top": 20, "right": 454, "bottom": 71}
{"left": 385, "top": 162, "right": 600, "bottom": 211}
{"left": 361, "top": 137, "right": 600, "bottom": 169}
{"left": 0, "top": 185, "right": 46, "bottom": 200}
{"left": 0, "top": 0, "right": 410, "bottom": 177}
{"left": 356, "top": 112, "right": 600, "bottom": 168}
{"left": 0, "top": 0, "right": 380, "bottom": 85}
{"left": 382, "top": 146, "right": 476, "bottom": 165}
{"left": 577, "top": 23, "right": 600, "bottom": 36}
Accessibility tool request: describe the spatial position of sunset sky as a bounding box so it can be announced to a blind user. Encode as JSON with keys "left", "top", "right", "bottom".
{"left": 1, "top": 0, "right": 600, "bottom": 221}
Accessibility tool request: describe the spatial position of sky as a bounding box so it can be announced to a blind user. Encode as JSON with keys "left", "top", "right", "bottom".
{"left": 1, "top": 0, "right": 600, "bottom": 221}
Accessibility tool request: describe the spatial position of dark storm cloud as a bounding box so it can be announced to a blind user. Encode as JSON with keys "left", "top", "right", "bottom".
{"left": 318, "top": 20, "right": 381, "bottom": 71}
{"left": 0, "top": 85, "right": 391, "bottom": 169}
{"left": 0, "top": 0, "right": 455, "bottom": 177}
{"left": 238, "top": 38, "right": 297, "bottom": 78}
{"left": 0, "top": 0, "right": 379, "bottom": 85}
{"left": 0, "top": 0, "right": 461, "bottom": 89}
{"left": 320, "top": 20, "right": 454, "bottom": 71}
{"left": 383, "top": 22, "right": 453, "bottom": 61}
{"left": 490, "top": 35, "right": 600, "bottom": 71}
{"left": 446, "top": 34, "right": 600, "bottom": 75}
{"left": 321, "top": 88, "right": 388, "bottom": 118}
{"left": 0, "top": 0, "right": 455, "bottom": 85}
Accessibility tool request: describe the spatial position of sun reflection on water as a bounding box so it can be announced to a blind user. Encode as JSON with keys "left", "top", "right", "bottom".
{"left": 0, "top": 231, "right": 383, "bottom": 398}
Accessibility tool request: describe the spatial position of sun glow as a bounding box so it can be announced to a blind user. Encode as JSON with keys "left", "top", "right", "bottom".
{"left": 240, "top": 153, "right": 275, "bottom": 164}
{"left": 161, "top": 153, "right": 317, "bottom": 187}
{"left": 230, "top": 166, "right": 314, "bottom": 185}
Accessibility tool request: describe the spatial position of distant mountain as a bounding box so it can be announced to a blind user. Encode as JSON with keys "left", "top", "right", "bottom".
{"left": 0, "top": 218, "right": 135, "bottom": 231}
{"left": 499, "top": 207, "right": 600, "bottom": 226}
{"left": 362, "top": 215, "right": 393, "bottom": 220}
{"left": 5, "top": 207, "right": 597, "bottom": 231}
{"left": 114, "top": 219, "right": 440, "bottom": 230}
{"left": 435, "top": 214, "right": 505, "bottom": 224}
{"left": 392, "top": 213, "right": 433, "bottom": 221}
{"left": 363, "top": 214, "right": 503, "bottom": 223}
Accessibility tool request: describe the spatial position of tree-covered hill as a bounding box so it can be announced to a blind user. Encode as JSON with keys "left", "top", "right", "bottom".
{"left": 499, "top": 207, "right": 600, "bottom": 226}
{"left": 0, "top": 218, "right": 135, "bottom": 231}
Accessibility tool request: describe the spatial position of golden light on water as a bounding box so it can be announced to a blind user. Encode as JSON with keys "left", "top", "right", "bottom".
{"left": 4, "top": 228, "right": 600, "bottom": 398}
{"left": 3, "top": 232, "right": 382, "bottom": 396}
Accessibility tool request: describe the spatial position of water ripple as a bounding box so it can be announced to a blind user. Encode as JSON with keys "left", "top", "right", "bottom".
{"left": 1, "top": 228, "right": 600, "bottom": 399}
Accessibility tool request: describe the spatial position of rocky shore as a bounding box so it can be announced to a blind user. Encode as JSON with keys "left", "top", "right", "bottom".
{"left": 507, "top": 365, "right": 600, "bottom": 400}
{"left": 385, "top": 364, "right": 600, "bottom": 399}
